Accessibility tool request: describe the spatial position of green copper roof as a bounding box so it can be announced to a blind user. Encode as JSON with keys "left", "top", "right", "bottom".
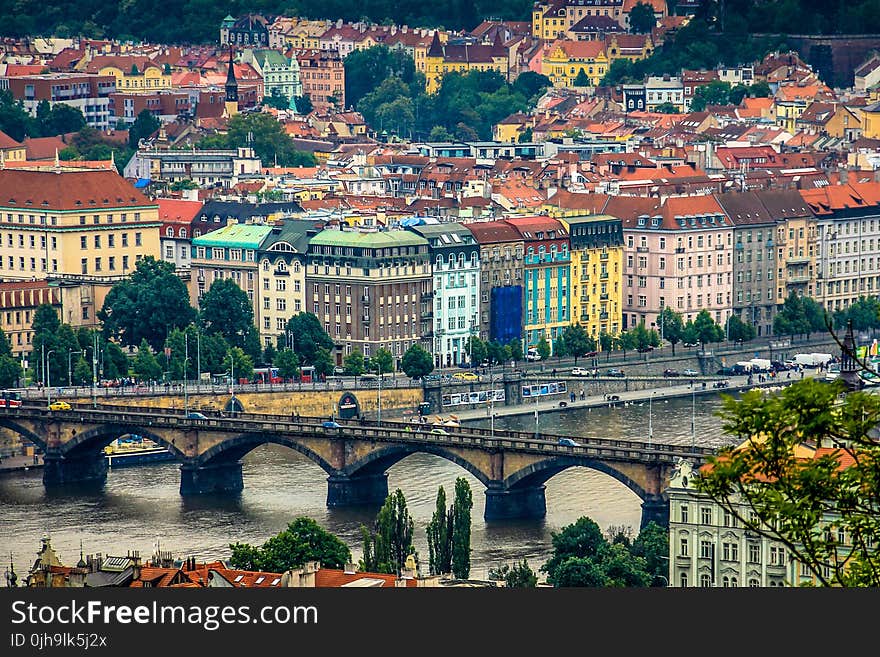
{"left": 192, "top": 222, "right": 273, "bottom": 249}
{"left": 309, "top": 229, "right": 428, "bottom": 249}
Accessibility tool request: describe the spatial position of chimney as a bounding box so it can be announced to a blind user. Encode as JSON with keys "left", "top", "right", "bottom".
{"left": 840, "top": 166, "right": 848, "bottom": 185}
{"left": 343, "top": 562, "right": 356, "bottom": 574}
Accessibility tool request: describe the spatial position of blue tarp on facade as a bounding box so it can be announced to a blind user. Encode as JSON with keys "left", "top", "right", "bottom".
{"left": 490, "top": 285, "right": 523, "bottom": 345}
{"left": 133, "top": 178, "right": 151, "bottom": 188}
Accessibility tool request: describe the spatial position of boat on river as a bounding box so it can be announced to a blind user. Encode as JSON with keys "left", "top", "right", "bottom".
{"left": 103, "top": 435, "right": 175, "bottom": 467}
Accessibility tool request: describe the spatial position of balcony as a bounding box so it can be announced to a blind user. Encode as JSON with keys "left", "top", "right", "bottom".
{"left": 600, "top": 252, "right": 609, "bottom": 260}
{"left": 420, "top": 310, "right": 433, "bottom": 319}
{"left": 600, "top": 272, "right": 608, "bottom": 280}
{"left": 715, "top": 243, "right": 724, "bottom": 250}
{"left": 787, "top": 255, "right": 811, "bottom": 265}
{"left": 636, "top": 246, "right": 649, "bottom": 253}
{"left": 599, "top": 312, "right": 609, "bottom": 320}
{"left": 600, "top": 293, "right": 609, "bottom": 300}
{"left": 735, "top": 242, "right": 744, "bottom": 250}
{"left": 362, "top": 295, "right": 371, "bottom": 305}
{"left": 362, "top": 313, "right": 371, "bottom": 323}
{"left": 787, "top": 274, "right": 811, "bottom": 284}
{"left": 421, "top": 291, "right": 434, "bottom": 301}
{"left": 274, "top": 267, "right": 289, "bottom": 276}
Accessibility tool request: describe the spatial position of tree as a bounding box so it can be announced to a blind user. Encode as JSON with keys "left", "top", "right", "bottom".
{"left": 344, "top": 45, "right": 418, "bottom": 111}
{"left": 128, "top": 109, "right": 159, "bottom": 149}
{"left": 262, "top": 88, "right": 291, "bottom": 110}
{"left": 631, "top": 521, "right": 669, "bottom": 586}
{"left": 802, "top": 296, "right": 830, "bottom": 337}
{"left": 343, "top": 350, "right": 365, "bottom": 376}
{"left": 549, "top": 557, "right": 609, "bottom": 587}
{"left": 536, "top": 336, "right": 551, "bottom": 361}
{"left": 293, "top": 95, "right": 313, "bottom": 115}
{"left": 199, "top": 278, "right": 258, "bottom": 353}
{"left": 487, "top": 339, "right": 506, "bottom": 365}
{"left": 223, "top": 347, "right": 254, "bottom": 382}
{"left": 229, "top": 517, "right": 352, "bottom": 572}
{"left": 30, "top": 304, "right": 61, "bottom": 385}
{"left": 599, "top": 331, "right": 614, "bottom": 361}
{"left": 541, "top": 516, "right": 607, "bottom": 581}
{"left": 262, "top": 343, "right": 276, "bottom": 367}
{"left": 312, "top": 347, "right": 335, "bottom": 378}
{"left": 507, "top": 338, "right": 524, "bottom": 363}
{"left": 98, "top": 256, "right": 196, "bottom": 351}
{"left": 726, "top": 315, "right": 756, "bottom": 343}
{"left": 628, "top": 2, "right": 657, "bottom": 33}
{"left": 132, "top": 339, "right": 162, "bottom": 381}
{"left": 834, "top": 296, "right": 880, "bottom": 332}
{"left": 72, "top": 357, "right": 92, "bottom": 385}
{"left": 466, "top": 336, "right": 487, "bottom": 366}
{"left": 360, "top": 489, "right": 415, "bottom": 575}
{"left": 773, "top": 292, "right": 811, "bottom": 339}
{"left": 601, "top": 542, "right": 651, "bottom": 587}
{"left": 275, "top": 348, "right": 300, "bottom": 380}
{"left": 572, "top": 68, "right": 591, "bottom": 87}
{"left": 451, "top": 477, "right": 473, "bottom": 580}
{"left": 401, "top": 344, "right": 434, "bottom": 379}
{"left": 103, "top": 341, "right": 130, "bottom": 380}
{"left": 681, "top": 321, "right": 700, "bottom": 347}
{"left": 488, "top": 559, "right": 538, "bottom": 587}
{"left": 428, "top": 125, "right": 454, "bottom": 141}
{"left": 426, "top": 485, "right": 453, "bottom": 575}
{"left": 512, "top": 71, "right": 552, "bottom": 102}
{"left": 198, "top": 332, "right": 230, "bottom": 375}
{"left": 689, "top": 80, "right": 733, "bottom": 112}
{"left": 163, "top": 328, "right": 194, "bottom": 380}
{"left": 372, "top": 347, "right": 394, "bottom": 375}
{"left": 693, "top": 309, "right": 724, "bottom": 346}
{"left": 283, "top": 313, "right": 334, "bottom": 365}
{"left": 198, "top": 112, "right": 316, "bottom": 167}
{"left": 695, "top": 378, "right": 880, "bottom": 586}
{"left": 630, "top": 321, "right": 656, "bottom": 351}
{"left": 654, "top": 102, "right": 680, "bottom": 113}
{"left": 657, "top": 307, "right": 684, "bottom": 355}
{"left": 561, "top": 324, "right": 595, "bottom": 364}
{"left": 618, "top": 330, "right": 636, "bottom": 359}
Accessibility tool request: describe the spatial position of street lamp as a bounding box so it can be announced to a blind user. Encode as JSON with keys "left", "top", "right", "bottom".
{"left": 44, "top": 348, "right": 56, "bottom": 407}
{"left": 691, "top": 386, "right": 696, "bottom": 451}
{"left": 648, "top": 391, "right": 654, "bottom": 448}
{"left": 184, "top": 335, "right": 189, "bottom": 416}
{"left": 68, "top": 350, "right": 82, "bottom": 388}
{"left": 376, "top": 361, "right": 382, "bottom": 424}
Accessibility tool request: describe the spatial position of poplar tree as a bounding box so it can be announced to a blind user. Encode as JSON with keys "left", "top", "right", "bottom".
{"left": 451, "top": 477, "right": 473, "bottom": 579}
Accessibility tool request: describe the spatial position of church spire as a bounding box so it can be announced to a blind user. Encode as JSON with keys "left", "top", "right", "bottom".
{"left": 225, "top": 45, "right": 238, "bottom": 104}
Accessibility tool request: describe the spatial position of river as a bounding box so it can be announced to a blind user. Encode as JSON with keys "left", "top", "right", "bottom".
{"left": 0, "top": 394, "right": 739, "bottom": 582}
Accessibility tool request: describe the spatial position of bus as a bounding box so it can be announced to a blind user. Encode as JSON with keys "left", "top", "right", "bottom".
{"left": 300, "top": 365, "right": 315, "bottom": 383}
{"left": 0, "top": 391, "right": 22, "bottom": 408}
{"left": 252, "top": 367, "right": 283, "bottom": 384}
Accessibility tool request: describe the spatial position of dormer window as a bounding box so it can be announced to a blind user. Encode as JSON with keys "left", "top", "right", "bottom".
{"left": 637, "top": 217, "right": 646, "bottom": 226}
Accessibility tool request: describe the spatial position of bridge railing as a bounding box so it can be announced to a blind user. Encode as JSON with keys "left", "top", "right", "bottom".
{"left": 9, "top": 403, "right": 716, "bottom": 460}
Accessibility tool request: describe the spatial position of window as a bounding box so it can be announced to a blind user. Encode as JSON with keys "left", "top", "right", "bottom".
{"left": 135, "top": 232, "right": 142, "bottom": 246}
{"left": 122, "top": 233, "right": 128, "bottom": 247}
{"left": 701, "top": 507, "right": 712, "bottom": 525}
{"left": 80, "top": 236, "right": 87, "bottom": 249}
{"left": 748, "top": 544, "right": 760, "bottom": 563}
{"left": 700, "top": 573, "right": 711, "bottom": 587}
{"left": 679, "top": 536, "right": 689, "bottom": 556}
{"left": 680, "top": 504, "right": 688, "bottom": 523}
{"left": 700, "top": 540, "right": 712, "bottom": 559}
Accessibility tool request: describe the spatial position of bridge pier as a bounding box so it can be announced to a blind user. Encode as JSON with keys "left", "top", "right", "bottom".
{"left": 179, "top": 461, "right": 243, "bottom": 495}
{"left": 326, "top": 473, "right": 388, "bottom": 507}
{"left": 484, "top": 485, "right": 546, "bottom": 521}
{"left": 42, "top": 453, "right": 108, "bottom": 488}
{"left": 640, "top": 494, "right": 669, "bottom": 529}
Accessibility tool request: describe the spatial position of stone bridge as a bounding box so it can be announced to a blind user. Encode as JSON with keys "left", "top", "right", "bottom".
{"left": 1, "top": 403, "right": 716, "bottom": 527}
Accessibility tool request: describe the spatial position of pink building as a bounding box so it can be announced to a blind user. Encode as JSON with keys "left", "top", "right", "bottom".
{"left": 611, "top": 194, "right": 735, "bottom": 333}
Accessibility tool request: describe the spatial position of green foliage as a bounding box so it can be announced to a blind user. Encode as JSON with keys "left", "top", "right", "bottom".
{"left": 344, "top": 46, "right": 420, "bottom": 111}
{"left": 630, "top": 321, "right": 660, "bottom": 351}
{"left": 30, "top": 304, "right": 61, "bottom": 385}
{"left": 654, "top": 102, "right": 681, "bottom": 114}
{"left": 834, "top": 296, "right": 880, "bottom": 332}
{"left": 199, "top": 278, "right": 258, "bottom": 354}
{"left": 198, "top": 332, "right": 231, "bottom": 375}
{"left": 599, "top": 331, "right": 614, "bottom": 359}
{"left": 133, "top": 339, "right": 162, "bottom": 381}
{"left": 629, "top": 1, "right": 657, "bottom": 33}
{"left": 401, "top": 344, "right": 434, "bottom": 379}
{"left": 726, "top": 315, "right": 757, "bottom": 343}
{"left": 103, "top": 341, "right": 130, "bottom": 380}
{"left": 466, "top": 336, "right": 487, "bottom": 365}
{"left": 689, "top": 80, "right": 733, "bottom": 112}
{"left": 428, "top": 125, "right": 454, "bottom": 141}
{"left": 63, "top": 125, "right": 134, "bottom": 174}
{"left": 658, "top": 306, "right": 684, "bottom": 354}
{"left": 572, "top": 68, "right": 591, "bottom": 87}
{"left": 98, "top": 256, "right": 197, "bottom": 351}
{"left": 536, "top": 336, "right": 551, "bottom": 360}
{"left": 169, "top": 179, "right": 199, "bottom": 191}
{"left": 198, "top": 112, "right": 316, "bottom": 167}
{"left": 695, "top": 378, "right": 880, "bottom": 586}
{"left": 72, "top": 357, "right": 92, "bottom": 385}
{"left": 488, "top": 559, "right": 538, "bottom": 587}
{"left": 427, "top": 486, "right": 453, "bottom": 575}
{"left": 262, "top": 88, "right": 292, "bottom": 110}
{"left": 229, "top": 517, "right": 352, "bottom": 572}
{"left": 693, "top": 309, "right": 724, "bottom": 345}
{"left": 128, "top": 109, "right": 159, "bottom": 149}
{"left": 561, "top": 324, "right": 596, "bottom": 363}
{"left": 630, "top": 521, "right": 669, "bottom": 586}
{"left": 262, "top": 343, "right": 276, "bottom": 367}
{"left": 507, "top": 338, "right": 524, "bottom": 362}
{"left": 773, "top": 291, "right": 814, "bottom": 339}
{"left": 274, "top": 348, "right": 300, "bottom": 380}
{"left": 163, "top": 328, "right": 197, "bottom": 380}
{"left": 451, "top": 477, "right": 473, "bottom": 579}
{"left": 487, "top": 339, "right": 506, "bottom": 365}
{"left": 343, "top": 350, "right": 365, "bottom": 376}
{"left": 360, "top": 489, "right": 415, "bottom": 575}
{"left": 223, "top": 347, "right": 254, "bottom": 382}
{"left": 371, "top": 347, "right": 394, "bottom": 374}
{"left": 283, "top": 313, "right": 334, "bottom": 365}
{"left": 312, "top": 347, "right": 335, "bottom": 378}
{"left": 293, "top": 95, "right": 313, "bottom": 115}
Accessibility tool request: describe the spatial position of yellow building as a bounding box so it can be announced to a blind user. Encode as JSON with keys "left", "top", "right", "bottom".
{"left": 774, "top": 99, "right": 807, "bottom": 134}
{"left": 560, "top": 214, "right": 624, "bottom": 339}
{"left": 0, "top": 131, "right": 26, "bottom": 162}
{"left": 86, "top": 55, "right": 171, "bottom": 93}
{"left": 0, "top": 166, "right": 160, "bottom": 327}
{"left": 425, "top": 31, "right": 509, "bottom": 94}
{"left": 862, "top": 101, "right": 880, "bottom": 139}
{"left": 533, "top": 0, "right": 628, "bottom": 39}
{"left": 542, "top": 39, "right": 609, "bottom": 87}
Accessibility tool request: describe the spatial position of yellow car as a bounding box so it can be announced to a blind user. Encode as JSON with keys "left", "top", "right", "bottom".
{"left": 48, "top": 400, "right": 71, "bottom": 411}
{"left": 452, "top": 372, "right": 479, "bottom": 381}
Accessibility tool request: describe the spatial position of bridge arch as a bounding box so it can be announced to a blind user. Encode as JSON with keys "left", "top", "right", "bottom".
{"left": 341, "top": 444, "right": 494, "bottom": 488}
{"left": 503, "top": 455, "right": 649, "bottom": 501}
{"left": 0, "top": 418, "right": 47, "bottom": 454}
{"left": 195, "top": 433, "right": 335, "bottom": 475}
{"left": 59, "top": 424, "right": 188, "bottom": 461}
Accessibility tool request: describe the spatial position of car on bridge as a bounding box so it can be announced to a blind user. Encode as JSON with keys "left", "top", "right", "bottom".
{"left": 322, "top": 421, "right": 342, "bottom": 429}
{"left": 48, "top": 400, "right": 71, "bottom": 411}
{"left": 571, "top": 367, "right": 591, "bottom": 376}
{"left": 452, "top": 372, "right": 479, "bottom": 381}
{"left": 663, "top": 369, "right": 680, "bottom": 377}
{"left": 558, "top": 438, "right": 581, "bottom": 447}
{"left": 430, "top": 428, "right": 448, "bottom": 435}
{"left": 682, "top": 368, "right": 700, "bottom": 377}
{"left": 186, "top": 411, "right": 208, "bottom": 419}
{"left": 605, "top": 369, "right": 626, "bottom": 378}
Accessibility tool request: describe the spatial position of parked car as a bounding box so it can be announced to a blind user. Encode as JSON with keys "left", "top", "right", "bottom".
{"left": 322, "top": 421, "right": 342, "bottom": 429}
{"left": 48, "top": 400, "right": 71, "bottom": 411}
{"left": 452, "top": 372, "right": 479, "bottom": 381}
{"left": 558, "top": 438, "right": 581, "bottom": 447}
{"left": 716, "top": 367, "right": 736, "bottom": 376}
{"left": 770, "top": 360, "right": 790, "bottom": 372}
{"left": 571, "top": 367, "right": 590, "bottom": 377}
{"left": 682, "top": 368, "right": 700, "bottom": 377}
{"left": 663, "top": 369, "right": 680, "bottom": 377}
{"left": 606, "top": 369, "right": 626, "bottom": 378}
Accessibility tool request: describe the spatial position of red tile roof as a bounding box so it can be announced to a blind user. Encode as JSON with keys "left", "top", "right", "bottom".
{"left": 158, "top": 199, "right": 202, "bottom": 224}
{"left": 0, "top": 169, "right": 154, "bottom": 210}
{"left": 0, "top": 130, "right": 22, "bottom": 150}
{"left": 22, "top": 136, "right": 66, "bottom": 161}
{"left": 465, "top": 220, "right": 523, "bottom": 244}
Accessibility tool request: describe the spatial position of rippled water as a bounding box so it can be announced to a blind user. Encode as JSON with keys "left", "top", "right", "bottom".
{"left": 0, "top": 395, "right": 736, "bottom": 581}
